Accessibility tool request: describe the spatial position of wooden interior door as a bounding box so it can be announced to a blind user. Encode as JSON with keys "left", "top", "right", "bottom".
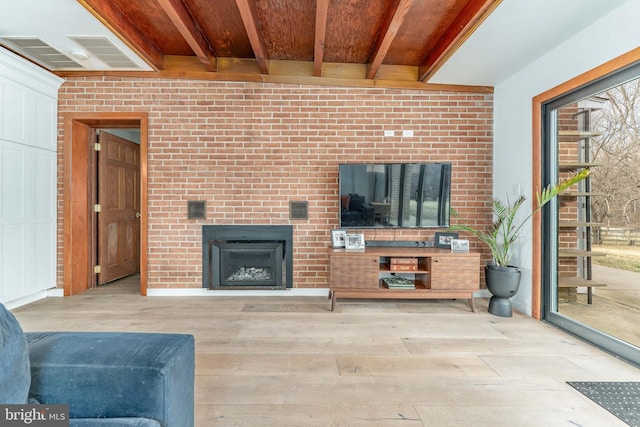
{"left": 97, "top": 131, "right": 140, "bottom": 284}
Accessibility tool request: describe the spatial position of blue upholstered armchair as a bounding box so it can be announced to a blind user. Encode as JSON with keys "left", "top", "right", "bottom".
{"left": 0, "top": 303, "right": 195, "bottom": 427}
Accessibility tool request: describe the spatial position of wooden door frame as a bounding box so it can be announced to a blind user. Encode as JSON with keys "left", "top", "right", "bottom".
{"left": 63, "top": 112, "right": 148, "bottom": 296}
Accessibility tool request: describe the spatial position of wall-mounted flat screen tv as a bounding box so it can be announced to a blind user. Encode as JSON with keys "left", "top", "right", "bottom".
{"left": 339, "top": 163, "right": 451, "bottom": 228}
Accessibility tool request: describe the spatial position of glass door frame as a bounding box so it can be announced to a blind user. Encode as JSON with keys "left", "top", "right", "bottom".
{"left": 535, "top": 58, "right": 640, "bottom": 367}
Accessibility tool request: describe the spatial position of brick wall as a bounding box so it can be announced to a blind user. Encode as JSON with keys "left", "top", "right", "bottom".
{"left": 557, "top": 104, "right": 581, "bottom": 279}
{"left": 57, "top": 77, "right": 494, "bottom": 289}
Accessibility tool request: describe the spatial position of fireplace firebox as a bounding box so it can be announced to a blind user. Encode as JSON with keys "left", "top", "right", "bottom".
{"left": 215, "top": 242, "right": 283, "bottom": 288}
{"left": 202, "top": 225, "right": 293, "bottom": 290}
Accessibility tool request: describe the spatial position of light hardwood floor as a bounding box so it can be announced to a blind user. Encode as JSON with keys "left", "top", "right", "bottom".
{"left": 11, "top": 276, "right": 640, "bottom": 427}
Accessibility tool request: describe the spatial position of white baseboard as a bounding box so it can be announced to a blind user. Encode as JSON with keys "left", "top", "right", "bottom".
{"left": 146, "top": 288, "right": 331, "bottom": 297}
{"left": 47, "top": 288, "right": 64, "bottom": 297}
{"left": 3, "top": 287, "right": 62, "bottom": 309}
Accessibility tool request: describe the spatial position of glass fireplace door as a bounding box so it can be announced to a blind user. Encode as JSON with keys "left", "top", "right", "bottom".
{"left": 216, "top": 242, "right": 284, "bottom": 289}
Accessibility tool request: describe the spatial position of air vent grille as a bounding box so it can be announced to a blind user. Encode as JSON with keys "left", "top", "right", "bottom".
{"left": 2, "top": 37, "right": 83, "bottom": 68}
{"left": 69, "top": 36, "right": 140, "bottom": 68}
{"left": 289, "top": 201, "right": 309, "bottom": 220}
{"left": 188, "top": 201, "right": 206, "bottom": 220}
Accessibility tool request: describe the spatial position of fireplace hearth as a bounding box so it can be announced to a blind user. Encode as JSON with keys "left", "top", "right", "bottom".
{"left": 202, "top": 225, "right": 293, "bottom": 290}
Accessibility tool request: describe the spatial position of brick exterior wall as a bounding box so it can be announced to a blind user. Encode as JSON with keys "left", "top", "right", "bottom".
{"left": 557, "top": 104, "right": 581, "bottom": 277}
{"left": 57, "top": 77, "right": 494, "bottom": 289}
{"left": 557, "top": 102, "right": 589, "bottom": 302}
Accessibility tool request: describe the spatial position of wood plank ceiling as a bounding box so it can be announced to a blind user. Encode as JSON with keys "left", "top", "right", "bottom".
{"left": 70, "top": 0, "right": 501, "bottom": 90}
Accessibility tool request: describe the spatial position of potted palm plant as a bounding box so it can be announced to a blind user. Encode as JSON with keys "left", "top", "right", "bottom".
{"left": 451, "top": 169, "right": 590, "bottom": 317}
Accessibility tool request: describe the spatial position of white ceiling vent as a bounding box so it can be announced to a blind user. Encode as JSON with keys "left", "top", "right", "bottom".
{"left": 1, "top": 37, "right": 84, "bottom": 69}
{"left": 69, "top": 36, "right": 141, "bottom": 69}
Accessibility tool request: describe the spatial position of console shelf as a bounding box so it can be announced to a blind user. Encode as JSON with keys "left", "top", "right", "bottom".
{"left": 329, "top": 247, "right": 480, "bottom": 311}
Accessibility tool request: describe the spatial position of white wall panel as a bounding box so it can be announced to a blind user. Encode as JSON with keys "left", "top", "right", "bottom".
{"left": 1, "top": 146, "right": 25, "bottom": 219}
{"left": 0, "top": 83, "right": 3, "bottom": 139}
{"left": 2, "top": 223, "right": 26, "bottom": 302}
{"left": 34, "top": 151, "right": 55, "bottom": 218}
{"left": 33, "top": 95, "right": 57, "bottom": 151}
{"left": 34, "top": 152, "right": 56, "bottom": 294}
{"left": 34, "top": 221, "right": 55, "bottom": 293}
{"left": 1, "top": 82, "right": 28, "bottom": 145}
{"left": 0, "top": 141, "right": 56, "bottom": 303}
{"left": 0, "top": 48, "right": 62, "bottom": 305}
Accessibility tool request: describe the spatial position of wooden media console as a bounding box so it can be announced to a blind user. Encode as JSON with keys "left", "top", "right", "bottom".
{"left": 329, "top": 247, "right": 480, "bottom": 311}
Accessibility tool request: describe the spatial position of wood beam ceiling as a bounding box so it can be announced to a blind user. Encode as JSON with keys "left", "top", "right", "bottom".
{"left": 78, "top": 0, "right": 165, "bottom": 70}
{"left": 313, "top": 0, "right": 330, "bottom": 77}
{"left": 155, "top": 0, "right": 217, "bottom": 71}
{"left": 235, "top": 0, "right": 270, "bottom": 74}
{"left": 366, "top": 0, "right": 414, "bottom": 80}
{"left": 71, "top": 0, "right": 500, "bottom": 91}
{"left": 418, "top": 0, "right": 502, "bottom": 82}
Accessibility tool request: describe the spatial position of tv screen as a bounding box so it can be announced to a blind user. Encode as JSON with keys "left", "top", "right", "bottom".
{"left": 339, "top": 163, "right": 451, "bottom": 228}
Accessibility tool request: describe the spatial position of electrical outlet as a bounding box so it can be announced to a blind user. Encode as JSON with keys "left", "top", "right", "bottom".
{"left": 402, "top": 130, "right": 413, "bottom": 137}
{"left": 384, "top": 130, "right": 394, "bottom": 137}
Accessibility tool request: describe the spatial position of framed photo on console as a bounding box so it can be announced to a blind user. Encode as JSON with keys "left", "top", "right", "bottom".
{"left": 435, "top": 231, "right": 458, "bottom": 249}
{"left": 450, "top": 239, "right": 470, "bottom": 253}
{"left": 331, "top": 229, "right": 347, "bottom": 248}
{"left": 345, "top": 233, "right": 365, "bottom": 251}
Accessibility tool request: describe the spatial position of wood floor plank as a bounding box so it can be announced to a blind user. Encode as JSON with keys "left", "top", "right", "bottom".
{"left": 10, "top": 278, "right": 640, "bottom": 427}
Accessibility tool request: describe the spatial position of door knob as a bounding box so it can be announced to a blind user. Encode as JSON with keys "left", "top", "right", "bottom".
{"left": 136, "top": 212, "right": 141, "bottom": 218}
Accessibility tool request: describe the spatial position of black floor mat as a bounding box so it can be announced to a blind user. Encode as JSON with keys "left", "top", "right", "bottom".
{"left": 568, "top": 381, "right": 640, "bottom": 426}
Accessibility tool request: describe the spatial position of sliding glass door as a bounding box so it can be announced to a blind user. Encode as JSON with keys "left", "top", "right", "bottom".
{"left": 542, "top": 63, "right": 640, "bottom": 366}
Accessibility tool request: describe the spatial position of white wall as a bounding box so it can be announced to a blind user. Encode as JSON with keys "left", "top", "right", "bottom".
{"left": 104, "top": 128, "right": 140, "bottom": 144}
{"left": 493, "top": 1, "right": 640, "bottom": 315}
{"left": 0, "top": 47, "right": 63, "bottom": 307}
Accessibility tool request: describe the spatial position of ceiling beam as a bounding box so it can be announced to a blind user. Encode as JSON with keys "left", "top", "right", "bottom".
{"left": 155, "top": 0, "right": 217, "bottom": 71}
{"left": 235, "top": 0, "right": 270, "bottom": 74}
{"left": 366, "top": 0, "right": 414, "bottom": 80}
{"left": 418, "top": 0, "right": 501, "bottom": 82}
{"left": 54, "top": 58, "right": 495, "bottom": 93}
{"left": 78, "top": 0, "right": 165, "bottom": 70}
{"left": 313, "top": 0, "right": 330, "bottom": 77}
